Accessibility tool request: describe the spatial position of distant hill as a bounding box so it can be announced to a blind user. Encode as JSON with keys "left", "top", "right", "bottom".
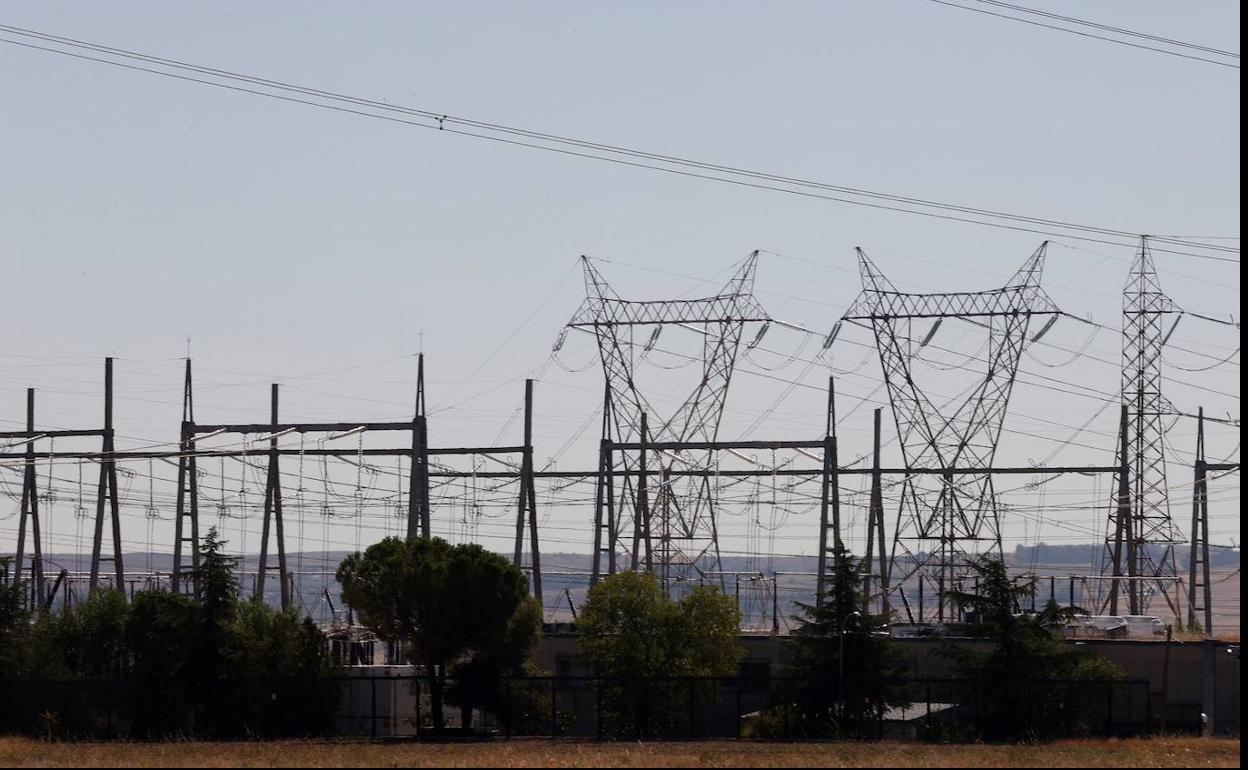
{"left": 1011, "top": 542, "right": 1239, "bottom": 569}
{"left": 21, "top": 544, "right": 1237, "bottom": 628}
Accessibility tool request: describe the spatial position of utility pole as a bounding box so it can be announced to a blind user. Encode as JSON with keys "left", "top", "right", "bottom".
{"left": 172, "top": 358, "right": 201, "bottom": 597}
{"left": 15, "top": 388, "right": 45, "bottom": 606}
{"left": 815, "top": 376, "right": 840, "bottom": 609}
{"left": 591, "top": 383, "right": 616, "bottom": 585}
{"left": 513, "top": 379, "right": 542, "bottom": 606}
{"left": 1187, "top": 408, "right": 1212, "bottom": 634}
{"left": 863, "top": 408, "right": 888, "bottom": 617}
{"left": 408, "top": 353, "right": 430, "bottom": 539}
{"left": 89, "top": 358, "right": 125, "bottom": 593}
{"left": 635, "top": 412, "right": 653, "bottom": 572}
{"left": 1106, "top": 405, "right": 1132, "bottom": 615}
{"left": 255, "top": 383, "right": 290, "bottom": 609}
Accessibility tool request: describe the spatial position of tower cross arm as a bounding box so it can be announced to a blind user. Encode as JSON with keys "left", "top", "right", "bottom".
{"left": 568, "top": 295, "right": 771, "bottom": 326}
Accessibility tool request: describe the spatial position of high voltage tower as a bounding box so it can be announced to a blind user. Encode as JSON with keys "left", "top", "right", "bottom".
{"left": 842, "top": 244, "right": 1061, "bottom": 622}
{"left": 565, "top": 254, "right": 771, "bottom": 590}
{"left": 1101, "top": 237, "right": 1181, "bottom": 617}
{"left": 0, "top": 241, "right": 1239, "bottom": 631}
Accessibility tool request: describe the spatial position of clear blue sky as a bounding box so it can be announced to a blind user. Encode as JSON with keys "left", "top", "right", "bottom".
{"left": 0, "top": 1, "right": 1239, "bottom": 566}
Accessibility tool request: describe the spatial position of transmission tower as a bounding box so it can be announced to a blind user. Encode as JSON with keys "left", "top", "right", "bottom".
{"left": 842, "top": 243, "right": 1060, "bottom": 622}
{"left": 1101, "top": 236, "right": 1181, "bottom": 619}
{"left": 566, "top": 253, "right": 770, "bottom": 590}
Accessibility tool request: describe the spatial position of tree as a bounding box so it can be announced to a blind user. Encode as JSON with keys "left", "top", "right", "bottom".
{"left": 786, "top": 545, "right": 906, "bottom": 737}
{"left": 0, "top": 573, "right": 32, "bottom": 679}
{"left": 125, "top": 589, "right": 200, "bottom": 680}
{"left": 444, "top": 595, "right": 542, "bottom": 730}
{"left": 192, "top": 528, "right": 241, "bottom": 680}
{"left": 29, "top": 588, "right": 130, "bottom": 679}
{"left": 230, "top": 599, "right": 334, "bottom": 678}
{"left": 336, "top": 536, "right": 539, "bottom": 733}
{"left": 577, "top": 571, "right": 743, "bottom": 738}
{"left": 943, "top": 557, "right": 1122, "bottom": 739}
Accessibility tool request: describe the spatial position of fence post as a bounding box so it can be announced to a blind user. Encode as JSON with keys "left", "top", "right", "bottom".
{"left": 782, "top": 678, "right": 790, "bottom": 739}
{"left": 1066, "top": 682, "right": 1073, "bottom": 737}
{"left": 973, "top": 679, "right": 981, "bottom": 738}
{"left": 504, "top": 678, "right": 512, "bottom": 739}
{"left": 735, "top": 677, "right": 743, "bottom": 739}
{"left": 1025, "top": 680, "right": 1032, "bottom": 738}
{"left": 1105, "top": 682, "right": 1112, "bottom": 736}
{"left": 370, "top": 677, "right": 377, "bottom": 739}
{"left": 595, "top": 679, "right": 603, "bottom": 741}
{"left": 640, "top": 678, "right": 649, "bottom": 740}
{"left": 414, "top": 676, "right": 422, "bottom": 737}
{"left": 551, "top": 677, "right": 558, "bottom": 737}
{"left": 925, "top": 680, "right": 932, "bottom": 738}
{"left": 106, "top": 681, "right": 114, "bottom": 739}
{"left": 688, "top": 678, "right": 696, "bottom": 740}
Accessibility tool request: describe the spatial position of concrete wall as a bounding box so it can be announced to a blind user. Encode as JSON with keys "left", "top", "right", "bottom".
{"left": 535, "top": 633, "right": 1241, "bottom": 733}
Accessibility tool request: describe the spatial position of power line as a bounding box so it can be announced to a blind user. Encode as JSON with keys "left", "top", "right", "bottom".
{"left": 965, "top": 0, "right": 1240, "bottom": 59}
{"left": 927, "top": 0, "right": 1240, "bottom": 69}
{"left": 0, "top": 23, "right": 1238, "bottom": 263}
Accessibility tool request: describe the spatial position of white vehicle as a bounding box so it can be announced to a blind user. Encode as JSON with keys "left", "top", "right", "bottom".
{"left": 889, "top": 623, "right": 941, "bottom": 639}
{"left": 1121, "top": 615, "right": 1166, "bottom": 638}
{"left": 1064, "top": 614, "right": 1128, "bottom": 639}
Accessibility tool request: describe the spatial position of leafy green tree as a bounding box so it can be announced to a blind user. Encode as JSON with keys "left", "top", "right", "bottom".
{"left": 0, "top": 573, "right": 32, "bottom": 678}
{"left": 229, "top": 598, "right": 335, "bottom": 678}
{"left": 445, "top": 595, "right": 543, "bottom": 730}
{"left": 125, "top": 589, "right": 200, "bottom": 679}
{"left": 786, "top": 545, "right": 906, "bottom": 737}
{"left": 943, "top": 557, "right": 1122, "bottom": 739}
{"left": 336, "top": 536, "right": 539, "bottom": 733}
{"left": 578, "top": 571, "right": 743, "bottom": 738}
{"left": 29, "top": 588, "right": 130, "bottom": 679}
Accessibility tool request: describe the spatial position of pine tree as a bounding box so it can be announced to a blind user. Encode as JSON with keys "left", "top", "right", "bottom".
{"left": 788, "top": 544, "right": 905, "bottom": 737}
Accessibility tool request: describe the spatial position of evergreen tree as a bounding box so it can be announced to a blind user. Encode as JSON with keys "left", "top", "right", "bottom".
{"left": 943, "top": 557, "right": 1122, "bottom": 739}
{"left": 787, "top": 544, "right": 906, "bottom": 737}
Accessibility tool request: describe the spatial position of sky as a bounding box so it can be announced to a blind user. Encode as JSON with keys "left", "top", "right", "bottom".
{"left": 0, "top": 1, "right": 1240, "bottom": 579}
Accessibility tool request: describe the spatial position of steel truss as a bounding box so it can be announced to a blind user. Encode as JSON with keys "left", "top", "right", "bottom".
{"left": 566, "top": 253, "right": 771, "bottom": 589}
{"left": 1101, "top": 237, "right": 1181, "bottom": 620}
{"left": 843, "top": 243, "right": 1060, "bottom": 621}
{"left": 2, "top": 359, "right": 124, "bottom": 604}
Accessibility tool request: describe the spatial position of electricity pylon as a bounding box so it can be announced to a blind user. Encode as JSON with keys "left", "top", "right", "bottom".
{"left": 842, "top": 243, "right": 1060, "bottom": 621}
{"left": 1102, "top": 236, "right": 1181, "bottom": 619}
{"left": 566, "top": 253, "right": 770, "bottom": 590}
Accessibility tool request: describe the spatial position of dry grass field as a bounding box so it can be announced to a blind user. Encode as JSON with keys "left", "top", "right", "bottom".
{"left": 0, "top": 736, "right": 1238, "bottom": 768}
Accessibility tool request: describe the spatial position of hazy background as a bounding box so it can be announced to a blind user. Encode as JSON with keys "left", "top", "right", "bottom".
{"left": 0, "top": 2, "right": 1239, "bottom": 604}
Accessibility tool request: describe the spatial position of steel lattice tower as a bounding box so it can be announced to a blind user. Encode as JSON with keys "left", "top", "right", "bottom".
{"left": 566, "top": 253, "right": 770, "bottom": 588}
{"left": 842, "top": 243, "right": 1060, "bottom": 621}
{"left": 1101, "top": 236, "right": 1181, "bottom": 618}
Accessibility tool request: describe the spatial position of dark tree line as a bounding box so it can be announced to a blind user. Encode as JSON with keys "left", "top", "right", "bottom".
{"left": 0, "top": 529, "right": 335, "bottom": 737}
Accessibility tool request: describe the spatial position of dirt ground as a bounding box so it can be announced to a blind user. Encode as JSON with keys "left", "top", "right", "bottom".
{"left": 0, "top": 736, "right": 1239, "bottom": 768}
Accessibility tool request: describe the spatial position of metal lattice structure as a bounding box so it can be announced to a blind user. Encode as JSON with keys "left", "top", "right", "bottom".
{"left": 1101, "top": 237, "right": 1181, "bottom": 618}
{"left": 567, "top": 253, "right": 770, "bottom": 589}
{"left": 843, "top": 243, "right": 1060, "bottom": 621}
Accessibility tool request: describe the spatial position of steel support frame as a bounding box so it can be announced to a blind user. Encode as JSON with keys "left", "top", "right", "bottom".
{"left": 844, "top": 244, "right": 1059, "bottom": 622}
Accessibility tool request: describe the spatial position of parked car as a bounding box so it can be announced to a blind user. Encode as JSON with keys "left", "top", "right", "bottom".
{"left": 889, "top": 623, "right": 940, "bottom": 639}
{"left": 1064, "top": 614, "right": 1128, "bottom": 639}
{"left": 1121, "top": 614, "right": 1167, "bottom": 638}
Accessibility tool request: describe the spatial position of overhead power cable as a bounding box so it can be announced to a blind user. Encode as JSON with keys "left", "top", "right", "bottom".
{"left": 0, "top": 23, "right": 1238, "bottom": 264}
{"left": 927, "top": 0, "right": 1240, "bottom": 69}
{"left": 969, "top": 0, "right": 1239, "bottom": 58}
